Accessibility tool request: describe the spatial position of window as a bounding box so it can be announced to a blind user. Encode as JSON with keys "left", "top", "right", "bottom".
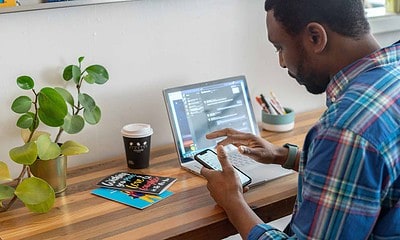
{"left": 364, "top": 0, "right": 386, "bottom": 17}
{"left": 364, "top": 0, "right": 385, "bottom": 8}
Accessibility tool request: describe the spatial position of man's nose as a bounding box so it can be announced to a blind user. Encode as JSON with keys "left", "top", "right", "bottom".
{"left": 279, "top": 53, "right": 287, "bottom": 68}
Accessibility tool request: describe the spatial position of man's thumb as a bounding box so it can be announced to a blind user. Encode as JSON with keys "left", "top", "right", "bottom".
{"left": 238, "top": 145, "right": 256, "bottom": 158}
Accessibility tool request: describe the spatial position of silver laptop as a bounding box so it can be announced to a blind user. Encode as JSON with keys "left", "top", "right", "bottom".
{"left": 163, "top": 75, "right": 292, "bottom": 187}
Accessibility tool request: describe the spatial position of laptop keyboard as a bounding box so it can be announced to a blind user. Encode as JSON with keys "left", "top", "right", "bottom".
{"left": 227, "top": 151, "right": 257, "bottom": 167}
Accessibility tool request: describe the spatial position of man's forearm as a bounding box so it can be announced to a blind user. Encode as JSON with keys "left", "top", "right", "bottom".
{"left": 223, "top": 196, "right": 264, "bottom": 239}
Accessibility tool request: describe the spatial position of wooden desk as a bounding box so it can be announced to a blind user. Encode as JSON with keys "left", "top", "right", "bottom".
{"left": 0, "top": 108, "right": 324, "bottom": 240}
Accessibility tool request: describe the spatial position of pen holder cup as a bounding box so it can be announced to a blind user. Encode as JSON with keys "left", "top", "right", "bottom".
{"left": 261, "top": 107, "right": 295, "bottom": 132}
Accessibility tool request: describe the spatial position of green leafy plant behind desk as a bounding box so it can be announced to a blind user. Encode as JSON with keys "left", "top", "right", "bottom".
{"left": 0, "top": 56, "right": 109, "bottom": 213}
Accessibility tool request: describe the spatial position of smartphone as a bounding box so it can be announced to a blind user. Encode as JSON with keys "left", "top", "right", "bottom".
{"left": 194, "top": 149, "right": 252, "bottom": 187}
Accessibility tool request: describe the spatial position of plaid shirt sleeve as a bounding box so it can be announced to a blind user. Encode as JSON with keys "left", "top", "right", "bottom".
{"left": 248, "top": 224, "right": 290, "bottom": 239}
{"left": 249, "top": 126, "right": 399, "bottom": 240}
{"left": 292, "top": 126, "right": 386, "bottom": 239}
{"left": 248, "top": 129, "right": 384, "bottom": 240}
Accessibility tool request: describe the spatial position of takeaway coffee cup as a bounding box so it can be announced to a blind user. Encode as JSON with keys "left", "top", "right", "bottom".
{"left": 121, "top": 123, "right": 153, "bottom": 169}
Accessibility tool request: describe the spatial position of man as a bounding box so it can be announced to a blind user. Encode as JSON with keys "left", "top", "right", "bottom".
{"left": 201, "top": 0, "right": 400, "bottom": 239}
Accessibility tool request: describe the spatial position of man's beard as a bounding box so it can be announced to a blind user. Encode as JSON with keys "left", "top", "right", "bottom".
{"left": 290, "top": 50, "right": 330, "bottom": 94}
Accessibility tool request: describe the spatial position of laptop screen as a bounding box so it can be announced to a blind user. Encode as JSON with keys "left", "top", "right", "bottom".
{"left": 163, "top": 75, "right": 258, "bottom": 163}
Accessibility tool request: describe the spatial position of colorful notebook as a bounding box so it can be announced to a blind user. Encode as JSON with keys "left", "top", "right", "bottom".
{"left": 91, "top": 188, "right": 173, "bottom": 209}
{"left": 96, "top": 172, "right": 177, "bottom": 195}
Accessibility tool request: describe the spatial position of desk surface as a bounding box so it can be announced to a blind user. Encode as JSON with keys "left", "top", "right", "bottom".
{"left": 1, "top": 108, "right": 324, "bottom": 240}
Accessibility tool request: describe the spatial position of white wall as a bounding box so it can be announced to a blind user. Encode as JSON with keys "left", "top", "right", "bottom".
{"left": 0, "top": 0, "right": 398, "bottom": 177}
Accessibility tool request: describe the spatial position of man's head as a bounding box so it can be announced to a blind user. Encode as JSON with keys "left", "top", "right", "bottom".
{"left": 265, "top": 0, "right": 370, "bottom": 39}
{"left": 265, "top": 0, "right": 371, "bottom": 94}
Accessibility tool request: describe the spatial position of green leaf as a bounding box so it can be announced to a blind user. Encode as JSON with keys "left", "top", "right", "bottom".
{"left": 84, "top": 65, "right": 109, "bottom": 85}
{"left": 82, "top": 74, "right": 95, "bottom": 84}
{"left": 25, "top": 199, "right": 55, "bottom": 213}
{"left": 55, "top": 87, "right": 74, "bottom": 107}
{"left": 0, "top": 161, "right": 12, "bottom": 181}
{"left": 9, "top": 142, "right": 38, "bottom": 165}
{"left": 38, "top": 109, "right": 64, "bottom": 127}
{"left": 38, "top": 87, "right": 67, "bottom": 127}
{"left": 36, "top": 135, "right": 61, "bottom": 160}
{"left": 0, "top": 185, "right": 15, "bottom": 202}
{"left": 61, "top": 141, "right": 89, "bottom": 156}
{"left": 83, "top": 105, "right": 101, "bottom": 125}
{"left": 63, "top": 114, "right": 85, "bottom": 134}
{"left": 16, "top": 113, "right": 35, "bottom": 129}
{"left": 17, "top": 76, "right": 35, "bottom": 90}
{"left": 78, "top": 56, "right": 85, "bottom": 63}
{"left": 21, "top": 129, "right": 50, "bottom": 143}
{"left": 11, "top": 96, "right": 32, "bottom": 114}
{"left": 15, "top": 177, "right": 55, "bottom": 213}
{"left": 78, "top": 93, "right": 96, "bottom": 111}
{"left": 63, "top": 65, "right": 81, "bottom": 85}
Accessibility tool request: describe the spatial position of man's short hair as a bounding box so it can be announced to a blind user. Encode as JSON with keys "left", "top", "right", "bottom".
{"left": 265, "top": 0, "right": 370, "bottom": 39}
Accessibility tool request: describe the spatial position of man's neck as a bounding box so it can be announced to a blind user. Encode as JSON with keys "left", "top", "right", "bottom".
{"left": 327, "top": 33, "right": 381, "bottom": 78}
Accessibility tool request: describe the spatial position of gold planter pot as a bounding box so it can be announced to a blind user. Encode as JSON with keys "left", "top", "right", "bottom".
{"left": 30, "top": 155, "right": 67, "bottom": 194}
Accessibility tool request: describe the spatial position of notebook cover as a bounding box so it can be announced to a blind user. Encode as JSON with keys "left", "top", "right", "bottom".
{"left": 91, "top": 187, "right": 173, "bottom": 209}
{"left": 96, "top": 172, "right": 177, "bottom": 195}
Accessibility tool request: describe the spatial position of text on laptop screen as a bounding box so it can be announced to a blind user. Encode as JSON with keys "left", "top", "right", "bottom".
{"left": 165, "top": 77, "right": 257, "bottom": 162}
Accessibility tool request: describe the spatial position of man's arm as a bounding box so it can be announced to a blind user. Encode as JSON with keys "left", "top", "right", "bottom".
{"left": 201, "top": 146, "right": 263, "bottom": 238}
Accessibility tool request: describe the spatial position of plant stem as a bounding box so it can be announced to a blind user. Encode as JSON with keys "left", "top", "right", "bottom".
{"left": 17, "top": 165, "right": 28, "bottom": 182}
{"left": 0, "top": 195, "right": 18, "bottom": 212}
{"left": 75, "top": 75, "right": 83, "bottom": 115}
{"left": 0, "top": 165, "right": 28, "bottom": 212}
{"left": 55, "top": 128, "right": 64, "bottom": 143}
{"left": 27, "top": 89, "right": 39, "bottom": 143}
{"left": 27, "top": 165, "right": 33, "bottom": 178}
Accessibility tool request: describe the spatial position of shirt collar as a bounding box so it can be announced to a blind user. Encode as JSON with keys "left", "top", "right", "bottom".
{"left": 325, "top": 40, "right": 400, "bottom": 106}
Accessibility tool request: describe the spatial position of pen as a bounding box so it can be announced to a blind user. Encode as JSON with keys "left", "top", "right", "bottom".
{"left": 270, "top": 91, "right": 286, "bottom": 114}
{"left": 256, "top": 96, "right": 270, "bottom": 114}
{"left": 269, "top": 98, "right": 285, "bottom": 115}
{"left": 260, "top": 94, "right": 277, "bottom": 115}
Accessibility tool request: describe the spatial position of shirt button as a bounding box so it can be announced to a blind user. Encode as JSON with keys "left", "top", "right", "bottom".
{"left": 331, "top": 97, "right": 336, "bottom": 102}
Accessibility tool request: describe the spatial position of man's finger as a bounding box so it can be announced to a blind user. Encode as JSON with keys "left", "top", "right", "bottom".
{"left": 222, "top": 133, "right": 252, "bottom": 146}
{"left": 238, "top": 145, "right": 261, "bottom": 161}
{"left": 200, "top": 166, "right": 211, "bottom": 177}
{"left": 206, "top": 128, "right": 241, "bottom": 139}
{"left": 239, "top": 145, "right": 256, "bottom": 155}
{"left": 216, "top": 145, "right": 233, "bottom": 169}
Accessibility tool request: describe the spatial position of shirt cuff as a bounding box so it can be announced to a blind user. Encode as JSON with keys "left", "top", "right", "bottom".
{"left": 248, "top": 224, "right": 289, "bottom": 240}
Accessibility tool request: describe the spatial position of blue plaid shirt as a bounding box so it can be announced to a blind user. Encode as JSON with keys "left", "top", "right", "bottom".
{"left": 249, "top": 40, "right": 400, "bottom": 239}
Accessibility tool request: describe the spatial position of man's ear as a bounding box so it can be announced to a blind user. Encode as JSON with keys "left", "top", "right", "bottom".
{"left": 304, "top": 22, "right": 327, "bottom": 53}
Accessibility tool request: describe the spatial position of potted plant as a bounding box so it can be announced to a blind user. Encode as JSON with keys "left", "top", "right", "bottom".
{"left": 0, "top": 56, "right": 109, "bottom": 213}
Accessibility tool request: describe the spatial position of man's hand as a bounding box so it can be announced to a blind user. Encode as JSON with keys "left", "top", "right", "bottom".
{"left": 200, "top": 145, "right": 244, "bottom": 208}
{"left": 200, "top": 145, "right": 264, "bottom": 239}
{"left": 206, "top": 128, "right": 285, "bottom": 165}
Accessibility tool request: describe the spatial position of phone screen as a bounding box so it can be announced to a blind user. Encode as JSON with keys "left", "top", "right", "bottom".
{"left": 194, "top": 149, "right": 252, "bottom": 187}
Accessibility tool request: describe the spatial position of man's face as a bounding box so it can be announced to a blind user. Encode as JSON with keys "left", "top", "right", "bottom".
{"left": 266, "top": 11, "right": 330, "bottom": 94}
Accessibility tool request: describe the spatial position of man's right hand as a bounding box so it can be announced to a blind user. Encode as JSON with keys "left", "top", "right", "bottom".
{"left": 205, "top": 128, "right": 287, "bottom": 165}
